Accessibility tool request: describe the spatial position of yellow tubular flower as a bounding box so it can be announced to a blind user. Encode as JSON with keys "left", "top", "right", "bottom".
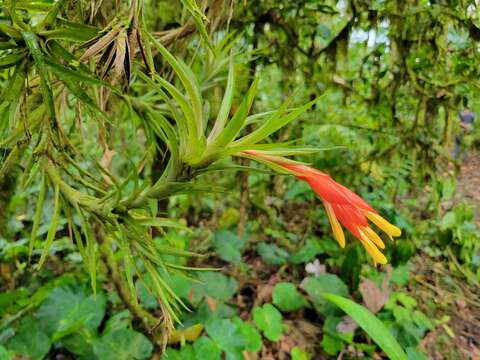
{"left": 365, "top": 211, "right": 402, "bottom": 239}
{"left": 324, "top": 201, "right": 345, "bottom": 248}
{"left": 239, "top": 150, "right": 403, "bottom": 264}
{"left": 359, "top": 229, "right": 388, "bottom": 265}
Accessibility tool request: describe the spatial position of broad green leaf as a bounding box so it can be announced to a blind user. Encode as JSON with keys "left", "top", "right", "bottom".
{"left": 193, "top": 336, "right": 221, "bottom": 360}
{"left": 252, "top": 304, "right": 284, "bottom": 342}
{"left": 232, "top": 318, "right": 262, "bottom": 353}
{"left": 405, "top": 347, "right": 430, "bottom": 360}
{"left": 60, "top": 310, "right": 143, "bottom": 359}
{"left": 161, "top": 345, "right": 195, "bottom": 360}
{"left": 36, "top": 286, "right": 106, "bottom": 338}
{"left": 136, "top": 279, "right": 159, "bottom": 310}
{"left": 288, "top": 239, "right": 324, "bottom": 264}
{"left": 272, "top": 282, "right": 308, "bottom": 312}
{"left": 440, "top": 211, "right": 456, "bottom": 230}
{"left": 291, "top": 346, "right": 309, "bottom": 360}
{"left": 256, "top": 242, "right": 289, "bottom": 265}
{"left": 93, "top": 328, "right": 153, "bottom": 360}
{"left": 0, "top": 288, "right": 29, "bottom": 317}
{"left": 191, "top": 272, "right": 237, "bottom": 304}
{"left": 303, "top": 274, "right": 348, "bottom": 315}
{"left": 391, "top": 264, "right": 410, "bottom": 286}
{"left": 412, "top": 310, "right": 435, "bottom": 331}
{"left": 60, "top": 330, "right": 96, "bottom": 359}
{"left": 103, "top": 310, "right": 131, "bottom": 334}
{"left": 322, "top": 293, "right": 408, "bottom": 360}
{"left": 205, "top": 318, "right": 245, "bottom": 357}
{"left": 6, "top": 317, "right": 50, "bottom": 360}
{"left": 14, "top": 274, "right": 77, "bottom": 310}
{"left": 321, "top": 333, "right": 344, "bottom": 356}
{"left": 213, "top": 229, "right": 248, "bottom": 264}
{"left": 323, "top": 315, "right": 353, "bottom": 343}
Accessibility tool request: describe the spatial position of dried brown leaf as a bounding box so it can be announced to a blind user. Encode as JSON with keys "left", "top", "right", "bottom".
{"left": 113, "top": 32, "right": 127, "bottom": 83}
{"left": 336, "top": 315, "right": 359, "bottom": 333}
{"left": 80, "top": 25, "right": 122, "bottom": 61}
{"left": 359, "top": 267, "right": 392, "bottom": 314}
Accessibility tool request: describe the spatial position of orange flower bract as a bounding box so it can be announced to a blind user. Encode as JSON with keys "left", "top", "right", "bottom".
{"left": 241, "top": 150, "right": 401, "bottom": 264}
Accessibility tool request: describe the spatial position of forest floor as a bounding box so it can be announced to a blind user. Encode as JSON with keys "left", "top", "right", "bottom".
{"left": 419, "top": 150, "right": 480, "bottom": 359}
{"left": 225, "top": 153, "right": 480, "bottom": 360}
{"left": 456, "top": 150, "right": 480, "bottom": 223}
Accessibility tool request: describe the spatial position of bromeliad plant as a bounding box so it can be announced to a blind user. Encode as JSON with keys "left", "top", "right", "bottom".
{"left": 0, "top": 0, "right": 401, "bottom": 346}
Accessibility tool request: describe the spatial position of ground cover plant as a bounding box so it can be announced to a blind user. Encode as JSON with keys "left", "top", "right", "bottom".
{"left": 1, "top": 0, "right": 480, "bottom": 359}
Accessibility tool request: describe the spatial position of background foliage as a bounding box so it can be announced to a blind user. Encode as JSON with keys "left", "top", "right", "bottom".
{"left": 1, "top": 0, "right": 480, "bottom": 359}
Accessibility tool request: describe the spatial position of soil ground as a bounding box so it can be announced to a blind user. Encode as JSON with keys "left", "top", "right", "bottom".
{"left": 420, "top": 150, "right": 480, "bottom": 359}
{"left": 456, "top": 150, "right": 480, "bottom": 223}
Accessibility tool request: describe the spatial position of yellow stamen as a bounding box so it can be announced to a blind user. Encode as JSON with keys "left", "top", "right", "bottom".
{"left": 324, "top": 202, "right": 345, "bottom": 248}
{"left": 359, "top": 229, "right": 388, "bottom": 264}
{"left": 365, "top": 211, "right": 401, "bottom": 238}
{"left": 362, "top": 226, "right": 385, "bottom": 249}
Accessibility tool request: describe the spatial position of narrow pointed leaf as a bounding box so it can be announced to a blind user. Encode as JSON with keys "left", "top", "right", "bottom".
{"left": 179, "top": 0, "right": 213, "bottom": 50}
{"left": 322, "top": 293, "right": 408, "bottom": 360}
{"left": 208, "top": 58, "right": 235, "bottom": 140}
{"left": 234, "top": 99, "right": 316, "bottom": 147}
{"left": 29, "top": 172, "right": 47, "bottom": 259}
{"left": 210, "top": 77, "right": 258, "bottom": 148}
{"left": 38, "top": 184, "right": 61, "bottom": 268}
{"left": 22, "top": 31, "right": 56, "bottom": 121}
{"left": 147, "top": 32, "right": 203, "bottom": 136}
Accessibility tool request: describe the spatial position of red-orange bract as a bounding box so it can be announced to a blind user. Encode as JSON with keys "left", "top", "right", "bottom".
{"left": 241, "top": 150, "right": 401, "bottom": 264}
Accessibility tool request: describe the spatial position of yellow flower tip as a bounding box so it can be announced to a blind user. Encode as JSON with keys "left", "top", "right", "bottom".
{"left": 362, "top": 226, "right": 385, "bottom": 249}
{"left": 359, "top": 229, "right": 388, "bottom": 265}
{"left": 324, "top": 202, "right": 345, "bottom": 248}
{"left": 365, "top": 211, "right": 401, "bottom": 238}
{"left": 337, "top": 235, "right": 346, "bottom": 248}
